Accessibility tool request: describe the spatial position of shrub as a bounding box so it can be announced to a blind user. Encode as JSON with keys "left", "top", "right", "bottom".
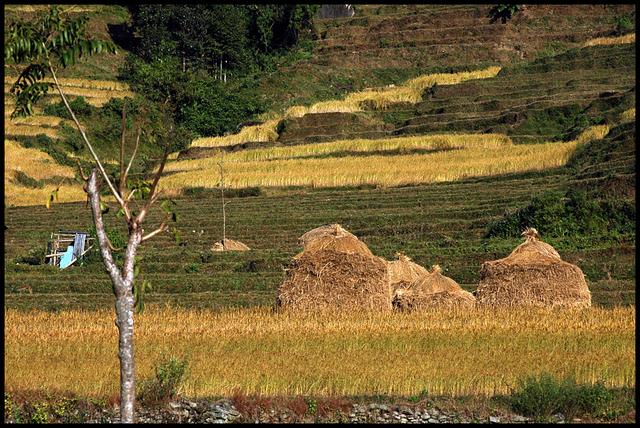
{"left": 30, "top": 402, "right": 49, "bottom": 424}
{"left": 488, "top": 4, "right": 523, "bottom": 24}
{"left": 138, "top": 356, "right": 189, "bottom": 404}
{"left": 485, "top": 189, "right": 635, "bottom": 239}
{"left": 43, "top": 96, "right": 94, "bottom": 119}
{"left": 509, "top": 374, "right": 618, "bottom": 421}
{"left": 84, "top": 225, "right": 127, "bottom": 264}
{"left": 12, "top": 170, "right": 44, "bottom": 189}
{"left": 184, "top": 262, "right": 200, "bottom": 273}
{"left": 614, "top": 16, "right": 634, "bottom": 35}
{"left": 16, "top": 247, "right": 46, "bottom": 265}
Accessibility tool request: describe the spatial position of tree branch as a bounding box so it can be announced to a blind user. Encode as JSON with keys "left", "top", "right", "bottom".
{"left": 47, "top": 59, "right": 126, "bottom": 208}
{"left": 119, "top": 103, "right": 127, "bottom": 196}
{"left": 141, "top": 222, "right": 167, "bottom": 242}
{"left": 122, "top": 126, "right": 142, "bottom": 188}
{"left": 135, "top": 148, "right": 170, "bottom": 225}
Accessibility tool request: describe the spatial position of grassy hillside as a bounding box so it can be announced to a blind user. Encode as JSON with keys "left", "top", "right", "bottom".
{"left": 5, "top": 123, "right": 635, "bottom": 310}
{"left": 3, "top": 4, "right": 636, "bottom": 312}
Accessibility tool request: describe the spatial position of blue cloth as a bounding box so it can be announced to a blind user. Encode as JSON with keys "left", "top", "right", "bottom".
{"left": 59, "top": 245, "right": 75, "bottom": 269}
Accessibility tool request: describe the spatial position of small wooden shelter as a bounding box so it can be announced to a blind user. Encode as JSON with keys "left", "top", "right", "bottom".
{"left": 46, "top": 230, "right": 95, "bottom": 269}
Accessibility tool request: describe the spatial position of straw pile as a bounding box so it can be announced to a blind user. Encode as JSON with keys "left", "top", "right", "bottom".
{"left": 474, "top": 228, "right": 591, "bottom": 308}
{"left": 392, "top": 265, "right": 476, "bottom": 311}
{"left": 277, "top": 225, "right": 392, "bottom": 312}
{"left": 387, "top": 252, "right": 429, "bottom": 293}
{"left": 211, "top": 239, "right": 250, "bottom": 252}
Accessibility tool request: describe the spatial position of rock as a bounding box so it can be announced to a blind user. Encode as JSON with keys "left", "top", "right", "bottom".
{"left": 489, "top": 416, "right": 500, "bottom": 423}
{"left": 428, "top": 418, "right": 439, "bottom": 423}
{"left": 513, "top": 415, "right": 529, "bottom": 422}
{"left": 169, "top": 401, "right": 182, "bottom": 410}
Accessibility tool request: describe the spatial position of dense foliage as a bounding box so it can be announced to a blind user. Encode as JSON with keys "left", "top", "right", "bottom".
{"left": 129, "top": 5, "right": 317, "bottom": 73}
{"left": 485, "top": 189, "right": 635, "bottom": 239}
{"left": 488, "top": 4, "right": 523, "bottom": 24}
{"left": 4, "top": 5, "right": 117, "bottom": 118}
{"left": 123, "top": 4, "right": 318, "bottom": 137}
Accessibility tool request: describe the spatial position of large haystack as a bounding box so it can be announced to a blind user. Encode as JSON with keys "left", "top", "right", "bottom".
{"left": 211, "top": 238, "right": 251, "bottom": 252}
{"left": 393, "top": 265, "right": 476, "bottom": 311}
{"left": 475, "top": 228, "right": 591, "bottom": 308}
{"left": 387, "top": 252, "right": 429, "bottom": 293}
{"left": 277, "top": 225, "right": 391, "bottom": 312}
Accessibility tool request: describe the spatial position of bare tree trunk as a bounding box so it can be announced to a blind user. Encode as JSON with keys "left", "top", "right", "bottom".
{"left": 87, "top": 169, "right": 139, "bottom": 423}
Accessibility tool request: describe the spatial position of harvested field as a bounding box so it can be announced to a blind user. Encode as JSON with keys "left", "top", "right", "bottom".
{"left": 4, "top": 306, "right": 635, "bottom": 397}
{"left": 160, "top": 133, "right": 594, "bottom": 191}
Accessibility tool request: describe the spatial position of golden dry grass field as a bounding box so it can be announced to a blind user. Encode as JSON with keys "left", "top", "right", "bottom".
{"left": 160, "top": 126, "right": 609, "bottom": 191}
{"left": 4, "top": 306, "right": 635, "bottom": 398}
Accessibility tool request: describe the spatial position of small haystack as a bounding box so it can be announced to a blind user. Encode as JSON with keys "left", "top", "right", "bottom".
{"left": 387, "top": 252, "right": 429, "bottom": 293}
{"left": 211, "top": 238, "right": 251, "bottom": 252}
{"left": 475, "top": 228, "right": 591, "bottom": 308}
{"left": 277, "top": 225, "right": 391, "bottom": 312}
{"left": 392, "top": 265, "right": 476, "bottom": 311}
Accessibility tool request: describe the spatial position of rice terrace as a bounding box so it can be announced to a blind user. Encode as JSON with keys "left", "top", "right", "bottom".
{"left": 3, "top": 3, "right": 636, "bottom": 424}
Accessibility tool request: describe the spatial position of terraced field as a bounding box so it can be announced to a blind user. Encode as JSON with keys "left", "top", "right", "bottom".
{"left": 3, "top": 4, "right": 635, "bottom": 314}
{"left": 5, "top": 138, "right": 635, "bottom": 311}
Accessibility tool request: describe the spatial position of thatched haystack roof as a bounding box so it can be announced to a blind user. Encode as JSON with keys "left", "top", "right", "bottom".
{"left": 277, "top": 225, "right": 391, "bottom": 312}
{"left": 387, "top": 252, "right": 429, "bottom": 293}
{"left": 295, "top": 224, "right": 372, "bottom": 258}
{"left": 392, "top": 265, "right": 475, "bottom": 311}
{"left": 211, "top": 238, "right": 251, "bottom": 252}
{"left": 298, "top": 224, "right": 359, "bottom": 248}
{"left": 475, "top": 228, "right": 591, "bottom": 308}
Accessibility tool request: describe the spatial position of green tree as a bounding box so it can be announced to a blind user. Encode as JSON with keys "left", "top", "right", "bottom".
{"left": 488, "top": 4, "right": 523, "bottom": 24}
{"left": 5, "top": 6, "right": 188, "bottom": 423}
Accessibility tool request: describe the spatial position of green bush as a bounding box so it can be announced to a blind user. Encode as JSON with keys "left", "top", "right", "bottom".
{"left": 84, "top": 226, "right": 127, "bottom": 264}
{"left": 138, "top": 356, "right": 189, "bottom": 404}
{"left": 485, "top": 189, "right": 635, "bottom": 239}
{"left": 614, "top": 15, "right": 634, "bottom": 35}
{"left": 16, "top": 247, "right": 46, "bottom": 265}
{"left": 184, "top": 262, "right": 201, "bottom": 273}
{"left": 509, "top": 374, "right": 618, "bottom": 421}
{"left": 43, "top": 96, "right": 94, "bottom": 119}
{"left": 12, "top": 170, "right": 44, "bottom": 189}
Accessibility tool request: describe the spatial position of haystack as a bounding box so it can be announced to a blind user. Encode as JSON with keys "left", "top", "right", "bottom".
{"left": 277, "top": 225, "right": 392, "bottom": 312}
{"left": 392, "top": 265, "right": 476, "bottom": 311}
{"left": 474, "top": 228, "right": 591, "bottom": 308}
{"left": 387, "top": 252, "right": 429, "bottom": 293}
{"left": 211, "top": 238, "right": 250, "bottom": 252}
